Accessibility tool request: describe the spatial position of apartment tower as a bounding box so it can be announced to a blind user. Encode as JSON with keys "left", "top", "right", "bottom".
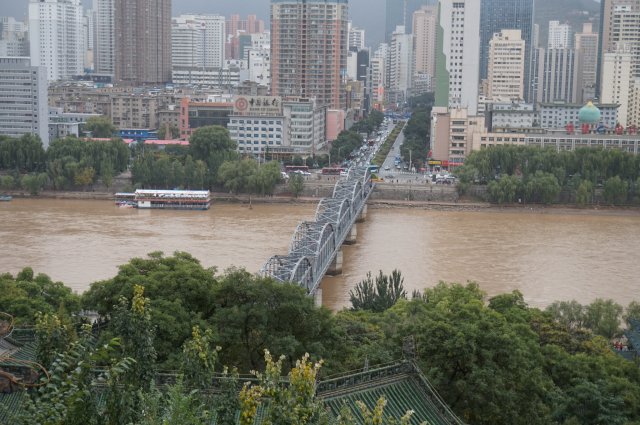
{"left": 479, "top": 0, "right": 533, "bottom": 99}
{"left": 412, "top": 5, "right": 437, "bottom": 83}
{"left": 114, "top": 0, "right": 171, "bottom": 86}
{"left": 270, "top": 0, "right": 348, "bottom": 109}
{"left": 93, "top": 0, "right": 115, "bottom": 77}
{"left": 435, "top": 0, "right": 481, "bottom": 115}
{"left": 487, "top": 30, "right": 525, "bottom": 101}
{"left": 28, "top": 0, "right": 84, "bottom": 81}
{"left": 574, "top": 23, "right": 599, "bottom": 103}
{"left": 0, "top": 58, "right": 49, "bottom": 147}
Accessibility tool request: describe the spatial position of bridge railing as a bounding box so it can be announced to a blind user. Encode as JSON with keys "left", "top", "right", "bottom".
{"left": 261, "top": 166, "right": 372, "bottom": 293}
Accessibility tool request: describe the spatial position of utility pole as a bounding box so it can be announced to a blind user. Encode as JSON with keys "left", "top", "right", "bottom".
{"left": 409, "top": 149, "right": 412, "bottom": 172}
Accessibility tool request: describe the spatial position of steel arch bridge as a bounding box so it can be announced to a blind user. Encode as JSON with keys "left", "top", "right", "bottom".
{"left": 262, "top": 166, "right": 373, "bottom": 294}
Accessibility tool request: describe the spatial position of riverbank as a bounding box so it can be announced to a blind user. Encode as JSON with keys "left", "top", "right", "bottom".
{"left": 4, "top": 189, "right": 640, "bottom": 216}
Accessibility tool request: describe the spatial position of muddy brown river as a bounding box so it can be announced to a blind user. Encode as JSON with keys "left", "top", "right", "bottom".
{"left": 1, "top": 199, "right": 639, "bottom": 311}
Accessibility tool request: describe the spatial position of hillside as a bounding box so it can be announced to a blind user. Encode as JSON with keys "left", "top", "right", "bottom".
{"left": 535, "top": 0, "right": 600, "bottom": 47}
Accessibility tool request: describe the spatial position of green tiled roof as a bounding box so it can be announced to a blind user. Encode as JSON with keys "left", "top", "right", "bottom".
{"left": 322, "top": 377, "right": 455, "bottom": 425}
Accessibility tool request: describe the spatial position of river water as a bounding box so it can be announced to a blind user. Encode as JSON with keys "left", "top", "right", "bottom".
{"left": 1, "top": 199, "right": 639, "bottom": 311}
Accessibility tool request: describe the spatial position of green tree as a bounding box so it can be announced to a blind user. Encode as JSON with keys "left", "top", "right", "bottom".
{"left": 253, "top": 161, "right": 282, "bottom": 196}
{"left": 21, "top": 173, "right": 47, "bottom": 194}
{"left": 189, "top": 125, "right": 237, "bottom": 184}
{"left": 35, "top": 312, "right": 76, "bottom": 367}
{"left": 218, "top": 158, "right": 260, "bottom": 206}
{"left": 209, "top": 268, "right": 336, "bottom": 372}
{"left": 84, "top": 116, "right": 116, "bottom": 138}
{"left": 289, "top": 173, "right": 305, "bottom": 198}
{"left": 349, "top": 270, "right": 406, "bottom": 313}
{"left": 524, "top": 171, "right": 561, "bottom": 204}
{"left": 111, "top": 284, "right": 157, "bottom": 390}
{"left": 0, "top": 175, "right": 15, "bottom": 190}
{"left": 74, "top": 166, "right": 95, "bottom": 188}
{"left": 584, "top": 298, "right": 623, "bottom": 339}
{"left": 624, "top": 301, "right": 640, "bottom": 328}
{"left": 575, "top": 179, "right": 593, "bottom": 206}
{"left": 239, "top": 351, "right": 327, "bottom": 425}
{"left": 546, "top": 300, "right": 586, "bottom": 331}
{"left": 487, "top": 174, "right": 520, "bottom": 204}
{"left": 10, "top": 327, "right": 135, "bottom": 425}
{"left": 603, "top": 176, "right": 629, "bottom": 205}
{"left": 182, "top": 326, "right": 220, "bottom": 390}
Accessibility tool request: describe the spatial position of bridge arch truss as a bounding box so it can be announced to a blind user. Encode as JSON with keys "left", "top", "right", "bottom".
{"left": 261, "top": 166, "right": 373, "bottom": 294}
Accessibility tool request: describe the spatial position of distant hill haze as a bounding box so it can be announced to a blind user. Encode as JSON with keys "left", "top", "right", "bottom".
{"left": 535, "top": 0, "right": 600, "bottom": 48}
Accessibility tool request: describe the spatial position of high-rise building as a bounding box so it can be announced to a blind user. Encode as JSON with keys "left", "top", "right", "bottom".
{"left": 487, "top": 30, "right": 525, "bottom": 101}
{"left": 94, "top": 0, "right": 115, "bottom": 77}
{"left": 385, "top": 0, "right": 433, "bottom": 41}
{"left": 0, "top": 17, "right": 29, "bottom": 57}
{"left": 0, "top": 57, "right": 49, "bottom": 147}
{"left": 478, "top": 0, "right": 533, "bottom": 97}
{"left": 114, "top": 0, "right": 171, "bottom": 86}
{"left": 412, "top": 5, "right": 437, "bottom": 83}
{"left": 574, "top": 23, "right": 599, "bottom": 103}
{"left": 387, "top": 25, "right": 414, "bottom": 103}
{"left": 435, "top": 0, "right": 481, "bottom": 115}
{"left": 172, "top": 15, "right": 225, "bottom": 70}
{"left": 601, "top": 52, "right": 632, "bottom": 125}
{"left": 548, "top": 21, "right": 572, "bottom": 49}
{"left": 270, "top": 0, "right": 348, "bottom": 109}
{"left": 348, "top": 22, "right": 365, "bottom": 50}
{"left": 29, "top": 0, "right": 84, "bottom": 81}
{"left": 83, "top": 8, "right": 95, "bottom": 70}
{"left": 226, "top": 14, "right": 266, "bottom": 59}
{"left": 597, "top": 0, "right": 640, "bottom": 98}
{"left": 370, "top": 44, "right": 387, "bottom": 107}
{"left": 536, "top": 48, "right": 576, "bottom": 103}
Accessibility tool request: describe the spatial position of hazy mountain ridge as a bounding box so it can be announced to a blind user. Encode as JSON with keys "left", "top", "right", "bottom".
{"left": 535, "top": 0, "right": 600, "bottom": 47}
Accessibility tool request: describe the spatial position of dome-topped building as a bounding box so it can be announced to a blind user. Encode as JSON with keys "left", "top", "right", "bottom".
{"left": 578, "top": 101, "right": 601, "bottom": 124}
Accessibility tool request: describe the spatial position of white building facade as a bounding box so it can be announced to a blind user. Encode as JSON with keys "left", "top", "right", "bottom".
{"left": 437, "top": 0, "right": 481, "bottom": 115}
{"left": 0, "top": 57, "right": 49, "bottom": 147}
{"left": 487, "top": 29, "right": 526, "bottom": 101}
{"left": 29, "top": 0, "right": 84, "bottom": 81}
{"left": 601, "top": 52, "right": 632, "bottom": 126}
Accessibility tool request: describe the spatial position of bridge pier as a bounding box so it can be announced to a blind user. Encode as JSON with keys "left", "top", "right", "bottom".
{"left": 343, "top": 225, "right": 357, "bottom": 245}
{"left": 314, "top": 288, "right": 323, "bottom": 307}
{"left": 326, "top": 249, "right": 343, "bottom": 275}
{"left": 356, "top": 204, "right": 368, "bottom": 222}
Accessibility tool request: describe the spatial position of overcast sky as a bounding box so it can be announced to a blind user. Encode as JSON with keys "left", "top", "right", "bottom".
{"left": 6, "top": 0, "right": 387, "bottom": 47}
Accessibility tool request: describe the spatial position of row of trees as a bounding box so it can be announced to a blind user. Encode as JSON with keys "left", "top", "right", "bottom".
{"left": 329, "top": 130, "right": 365, "bottom": 164}
{"left": 400, "top": 108, "right": 430, "bottom": 170}
{"left": 456, "top": 145, "right": 640, "bottom": 204}
{"left": 0, "top": 134, "right": 130, "bottom": 192}
{"left": 349, "top": 109, "right": 385, "bottom": 136}
{"left": 3, "top": 253, "right": 640, "bottom": 424}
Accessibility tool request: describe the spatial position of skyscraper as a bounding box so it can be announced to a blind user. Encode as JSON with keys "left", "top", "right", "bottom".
{"left": 597, "top": 0, "right": 640, "bottom": 98}
{"left": 487, "top": 30, "right": 525, "bottom": 101}
{"left": 114, "top": 0, "right": 171, "bottom": 86}
{"left": 537, "top": 48, "right": 576, "bottom": 103}
{"left": 412, "top": 5, "right": 437, "bottom": 82}
{"left": 387, "top": 25, "right": 414, "bottom": 103}
{"left": 270, "top": 0, "right": 348, "bottom": 109}
{"left": 94, "top": 0, "right": 115, "bottom": 77}
{"left": 29, "top": 0, "right": 84, "bottom": 81}
{"left": 601, "top": 52, "right": 632, "bottom": 125}
{"left": 172, "top": 15, "right": 225, "bottom": 69}
{"left": 0, "top": 57, "right": 49, "bottom": 147}
{"left": 574, "top": 23, "right": 599, "bottom": 103}
{"left": 478, "top": 0, "right": 533, "bottom": 99}
{"left": 435, "top": 0, "right": 481, "bottom": 115}
{"left": 548, "top": 21, "right": 572, "bottom": 49}
{"left": 385, "top": 0, "right": 433, "bottom": 41}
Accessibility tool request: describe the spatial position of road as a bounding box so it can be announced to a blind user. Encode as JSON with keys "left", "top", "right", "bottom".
{"left": 378, "top": 125, "right": 426, "bottom": 183}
